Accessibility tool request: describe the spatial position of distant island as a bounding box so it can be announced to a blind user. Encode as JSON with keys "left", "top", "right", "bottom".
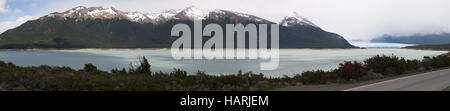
{"left": 0, "top": 6, "right": 356, "bottom": 49}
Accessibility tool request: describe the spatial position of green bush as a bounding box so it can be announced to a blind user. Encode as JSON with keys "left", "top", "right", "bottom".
{"left": 0, "top": 61, "right": 6, "bottom": 67}
{"left": 111, "top": 68, "right": 127, "bottom": 74}
{"left": 406, "top": 59, "right": 421, "bottom": 70}
{"left": 83, "top": 63, "right": 98, "bottom": 72}
{"left": 298, "top": 70, "right": 328, "bottom": 84}
{"left": 422, "top": 56, "right": 433, "bottom": 70}
{"left": 430, "top": 55, "right": 450, "bottom": 68}
{"left": 170, "top": 69, "right": 187, "bottom": 78}
{"left": 0, "top": 61, "right": 15, "bottom": 68}
{"left": 136, "top": 56, "right": 151, "bottom": 74}
{"left": 364, "top": 55, "right": 409, "bottom": 75}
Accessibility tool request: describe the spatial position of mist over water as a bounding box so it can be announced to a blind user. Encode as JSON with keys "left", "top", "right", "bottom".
{"left": 349, "top": 40, "right": 417, "bottom": 48}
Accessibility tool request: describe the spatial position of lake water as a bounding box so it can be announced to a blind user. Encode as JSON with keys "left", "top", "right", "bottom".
{"left": 0, "top": 49, "right": 446, "bottom": 77}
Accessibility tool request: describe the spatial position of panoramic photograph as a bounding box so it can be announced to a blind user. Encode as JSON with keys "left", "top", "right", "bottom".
{"left": 1, "top": 0, "right": 450, "bottom": 93}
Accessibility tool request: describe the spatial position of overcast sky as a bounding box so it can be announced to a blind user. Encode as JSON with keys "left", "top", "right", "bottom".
{"left": 1, "top": 0, "right": 449, "bottom": 40}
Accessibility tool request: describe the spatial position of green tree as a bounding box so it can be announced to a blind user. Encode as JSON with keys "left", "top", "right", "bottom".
{"left": 137, "top": 56, "right": 151, "bottom": 74}
{"left": 83, "top": 63, "right": 98, "bottom": 72}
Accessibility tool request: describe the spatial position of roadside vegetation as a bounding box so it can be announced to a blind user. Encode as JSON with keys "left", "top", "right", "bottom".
{"left": 0, "top": 52, "right": 449, "bottom": 91}
{"left": 0, "top": 57, "right": 288, "bottom": 91}
{"left": 296, "top": 52, "right": 450, "bottom": 85}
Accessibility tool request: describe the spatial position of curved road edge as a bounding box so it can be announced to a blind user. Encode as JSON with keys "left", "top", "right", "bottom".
{"left": 343, "top": 68, "right": 450, "bottom": 91}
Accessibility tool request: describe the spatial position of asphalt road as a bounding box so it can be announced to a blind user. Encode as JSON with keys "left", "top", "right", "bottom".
{"left": 343, "top": 68, "right": 450, "bottom": 91}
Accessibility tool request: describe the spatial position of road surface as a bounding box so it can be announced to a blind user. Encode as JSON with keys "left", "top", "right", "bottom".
{"left": 344, "top": 68, "right": 450, "bottom": 91}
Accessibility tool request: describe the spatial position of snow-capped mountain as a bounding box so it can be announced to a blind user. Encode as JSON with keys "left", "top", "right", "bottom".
{"left": 144, "top": 6, "right": 217, "bottom": 22}
{"left": 42, "top": 6, "right": 321, "bottom": 28}
{"left": 41, "top": 6, "right": 273, "bottom": 24}
{"left": 146, "top": 9, "right": 180, "bottom": 22}
{"left": 124, "top": 12, "right": 151, "bottom": 23}
{"left": 176, "top": 6, "right": 212, "bottom": 20}
{"left": 1, "top": 6, "right": 356, "bottom": 49}
{"left": 280, "top": 12, "right": 319, "bottom": 28}
{"left": 169, "top": 6, "right": 269, "bottom": 22}
{"left": 42, "top": 6, "right": 153, "bottom": 23}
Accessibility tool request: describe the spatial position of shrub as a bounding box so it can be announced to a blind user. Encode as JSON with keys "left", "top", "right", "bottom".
{"left": 333, "top": 61, "right": 367, "bottom": 80}
{"left": 0, "top": 61, "right": 6, "bottom": 67}
{"left": 0, "top": 61, "right": 16, "bottom": 68}
{"left": 364, "top": 55, "right": 408, "bottom": 75}
{"left": 406, "top": 59, "right": 421, "bottom": 70}
{"left": 136, "top": 56, "right": 151, "bottom": 74}
{"left": 422, "top": 56, "right": 433, "bottom": 70}
{"left": 171, "top": 69, "right": 187, "bottom": 78}
{"left": 430, "top": 55, "right": 450, "bottom": 68}
{"left": 111, "top": 68, "right": 127, "bottom": 74}
{"left": 83, "top": 63, "right": 98, "bottom": 72}
{"left": 298, "top": 70, "right": 328, "bottom": 84}
{"left": 0, "top": 58, "right": 289, "bottom": 91}
{"left": 360, "top": 71, "right": 384, "bottom": 81}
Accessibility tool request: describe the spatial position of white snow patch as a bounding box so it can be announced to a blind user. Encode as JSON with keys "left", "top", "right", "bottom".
{"left": 88, "top": 8, "right": 117, "bottom": 17}
{"left": 125, "top": 12, "right": 147, "bottom": 21}
{"left": 280, "top": 12, "right": 318, "bottom": 27}
{"left": 181, "top": 6, "right": 211, "bottom": 20}
{"left": 146, "top": 9, "right": 181, "bottom": 21}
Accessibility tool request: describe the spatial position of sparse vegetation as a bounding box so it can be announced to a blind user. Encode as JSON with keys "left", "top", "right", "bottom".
{"left": 296, "top": 70, "right": 328, "bottom": 84}
{"left": 83, "top": 63, "right": 99, "bottom": 72}
{"left": 296, "top": 52, "right": 450, "bottom": 85}
{"left": 429, "top": 55, "right": 450, "bottom": 68}
{"left": 0, "top": 56, "right": 289, "bottom": 91}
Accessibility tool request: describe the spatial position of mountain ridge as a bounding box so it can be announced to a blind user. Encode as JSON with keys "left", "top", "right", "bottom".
{"left": 37, "top": 6, "right": 320, "bottom": 26}
{"left": 371, "top": 33, "right": 450, "bottom": 45}
{"left": 38, "top": 6, "right": 273, "bottom": 24}
{"left": 0, "top": 6, "right": 356, "bottom": 49}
